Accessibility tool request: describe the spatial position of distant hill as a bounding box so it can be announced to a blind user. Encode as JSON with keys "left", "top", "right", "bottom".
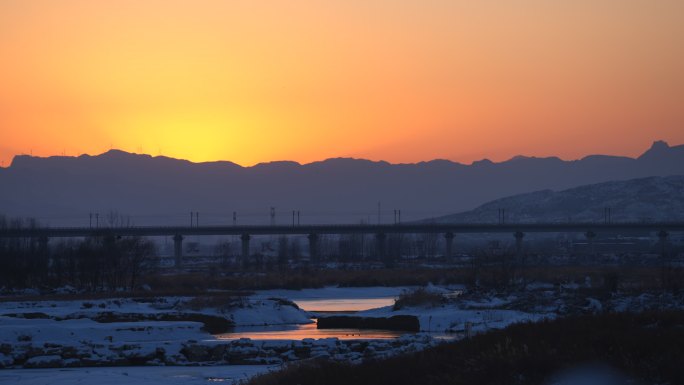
{"left": 431, "top": 175, "right": 684, "bottom": 224}
{"left": 1, "top": 140, "right": 684, "bottom": 226}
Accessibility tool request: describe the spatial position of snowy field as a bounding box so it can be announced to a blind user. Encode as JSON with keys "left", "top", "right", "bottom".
{"left": 357, "top": 303, "right": 550, "bottom": 333}
{"left": 4, "top": 281, "right": 672, "bottom": 381}
{"left": 0, "top": 365, "right": 274, "bottom": 385}
{"left": 0, "top": 296, "right": 312, "bottom": 327}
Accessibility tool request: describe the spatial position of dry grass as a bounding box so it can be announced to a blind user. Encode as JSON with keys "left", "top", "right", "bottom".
{"left": 178, "top": 292, "right": 248, "bottom": 311}
{"left": 144, "top": 265, "right": 682, "bottom": 293}
{"left": 2, "top": 265, "right": 680, "bottom": 299}
{"left": 393, "top": 287, "right": 444, "bottom": 310}
{"left": 248, "top": 310, "right": 684, "bottom": 385}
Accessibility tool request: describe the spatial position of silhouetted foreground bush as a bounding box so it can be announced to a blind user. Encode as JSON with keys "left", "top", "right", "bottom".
{"left": 393, "top": 287, "right": 444, "bottom": 310}
{"left": 248, "top": 311, "right": 684, "bottom": 385}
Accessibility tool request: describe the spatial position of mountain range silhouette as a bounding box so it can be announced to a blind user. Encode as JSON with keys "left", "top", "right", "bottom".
{"left": 1, "top": 141, "right": 683, "bottom": 226}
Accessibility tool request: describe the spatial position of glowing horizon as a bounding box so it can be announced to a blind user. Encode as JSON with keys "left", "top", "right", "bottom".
{"left": 3, "top": 139, "right": 678, "bottom": 170}
{"left": 1, "top": 0, "right": 683, "bottom": 168}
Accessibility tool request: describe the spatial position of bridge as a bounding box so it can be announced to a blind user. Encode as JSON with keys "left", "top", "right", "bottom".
{"left": 2, "top": 222, "right": 682, "bottom": 267}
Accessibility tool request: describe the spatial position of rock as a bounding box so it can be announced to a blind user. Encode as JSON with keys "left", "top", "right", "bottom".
{"left": 24, "top": 355, "right": 64, "bottom": 368}
{"left": 0, "top": 344, "right": 12, "bottom": 355}
{"left": 58, "top": 346, "right": 82, "bottom": 359}
{"left": 1, "top": 312, "right": 51, "bottom": 319}
{"left": 181, "top": 344, "right": 209, "bottom": 362}
{"left": 0, "top": 353, "right": 14, "bottom": 368}
{"left": 209, "top": 344, "right": 227, "bottom": 361}
{"left": 317, "top": 315, "right": 420, "bottom": 332}
{"left": 71, "top": 311, "right": 235, "bottom": 334}
{"left": 63, "top": 358, "right": 83, "bottom": 367}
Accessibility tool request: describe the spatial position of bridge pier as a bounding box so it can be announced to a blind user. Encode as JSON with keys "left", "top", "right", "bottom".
{"left": 444, "top": 232, "right": 454, "bottom": 259}
{"left": 308, "top": 233, "right": 319, "bottom": 263}
{"left": 514, "top": 231, "right": 525, "bottom": 262}
{"left": 38, "top": 236, "right": 49, "bottom": 252}
{"left": 307, "top": 233, "right": 320, "bottom": 262}
{"left": 584, "top": 230, "right": 596, "bottom": 256}
{"left": 658, "top": 230, "right": 669, "bottom": 259}
{"left": 173, "top": 234, "right": 183, "bottom": 268}
{"left": 241, "top": 234, "right": 251, "bottom": 262}
{"left": 375, "top": 232, "right": 387, "bottom": 260}
{"left": 38, "top": 236, "right": 51, "bottom": 266}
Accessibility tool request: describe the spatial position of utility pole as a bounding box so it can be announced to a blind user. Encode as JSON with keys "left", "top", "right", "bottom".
{"left": 604, "top": 207, "right": 612, "bottom": 224}
{"left": 292, "top": 210, "right": 296, "bottom": 227}
{"left": 297, "top": 211, "right": 300, "bottom": 226}
{"left": 233, "top": 211, "right": 237, "bottom": 226}
{"left": 270, "top": 207, "right": 276, "bottom": 226}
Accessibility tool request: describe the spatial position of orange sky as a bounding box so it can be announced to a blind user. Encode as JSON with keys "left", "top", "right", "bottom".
{"left": 1, "top": 0, "right": 683, "bottom": 167}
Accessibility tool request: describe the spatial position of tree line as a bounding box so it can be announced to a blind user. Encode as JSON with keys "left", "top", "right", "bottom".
{"left": 0, "top": 216, "right": 156, "bottom": 291}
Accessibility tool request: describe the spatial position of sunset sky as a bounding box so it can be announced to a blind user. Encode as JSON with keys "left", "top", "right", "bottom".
{"left": 1, "top": 0, "right": 683, "bottom": 167}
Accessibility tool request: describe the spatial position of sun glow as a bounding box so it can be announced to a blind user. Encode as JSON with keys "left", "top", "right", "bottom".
{"left": 1, "top": 0, "right": 683, "bottom": 166}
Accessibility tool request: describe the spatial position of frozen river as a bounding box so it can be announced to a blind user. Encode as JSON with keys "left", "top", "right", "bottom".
{"left": 217, "top": 322, "right": 405, "bottom": 340}
{"left": 218, "top": 286, "right": 411, "bottom": 340}
{"left": 253, "top": 286, "right": 408, "bottom": 312}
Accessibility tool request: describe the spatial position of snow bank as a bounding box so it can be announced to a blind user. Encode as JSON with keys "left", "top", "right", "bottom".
{"left": 0, "top": 316, "right": 207, "bottom": 345}
{"left": 229, "top": 300, "right": 313, "bottom": 326}
{"left": 358, "top": 304, "right": 549, "bottom": 333}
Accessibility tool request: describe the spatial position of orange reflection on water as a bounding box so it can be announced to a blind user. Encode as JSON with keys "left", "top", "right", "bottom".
{"left": 295, "top": 298, "right": 395, "bottom": 312}
{"left": 216, "top": 322, "right": 405, "bottom": 341}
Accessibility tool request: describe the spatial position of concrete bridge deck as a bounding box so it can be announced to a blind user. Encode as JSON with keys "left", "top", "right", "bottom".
{"left": 1, "top": 222, "right": 683, "bottom": 238}
{"left": 2, "top": 222, "right": 681, "bottom": 267}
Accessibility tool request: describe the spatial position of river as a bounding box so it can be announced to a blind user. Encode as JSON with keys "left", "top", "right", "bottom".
{"left": 217, "top": 286, "right": 410, "bottom": 340}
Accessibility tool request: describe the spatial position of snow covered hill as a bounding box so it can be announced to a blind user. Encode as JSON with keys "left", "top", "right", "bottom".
{"left": 432, "top": 175, "right": 684, "bottom": 223}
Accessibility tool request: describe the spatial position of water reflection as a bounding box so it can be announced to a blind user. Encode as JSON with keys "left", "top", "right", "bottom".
{"left": 217, "top": 288, "right": 418, "bottom": 341}
{"left": 216, "top": 322, "right": 405, "bottom": 340}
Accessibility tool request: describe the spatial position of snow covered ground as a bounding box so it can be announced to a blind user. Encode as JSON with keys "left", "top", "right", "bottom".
{"left": 270, "top": 285, "right": 550, "bottom": 334}
{"left": 230, "top": 299, "right": 311, "bottom": 326}
{"left": 0, "top": 296, "right": 312, "bottom": 327}
{"left": 0, "top": 316, "right": 207, "bottom": 345}
{"left": 0, "top": 295, "right": 314, "bottom": 369}
{"left": 3, "top": 282, "right": 679, "bottom": 378}
{"left": 0, "top": 288, "right": 451, "bottom": 370}
{"left": 357, "top": 304, "right": 550, "bottom": 334}
{"left": 0, "top": 365, "right": 275, "bottom": 385}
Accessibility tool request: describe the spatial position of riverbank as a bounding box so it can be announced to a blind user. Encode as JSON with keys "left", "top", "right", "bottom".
{"left": 3, "top": 283, "right": 684, "bottom": 373}
{"left": 246, "top": 311, "right": 684, "bottom": 385}
{"left": 0, "top": 294, "right": 313, "bottom": 369}
{"left": 0, "top": 288, "right": 447, "bottom": 369}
